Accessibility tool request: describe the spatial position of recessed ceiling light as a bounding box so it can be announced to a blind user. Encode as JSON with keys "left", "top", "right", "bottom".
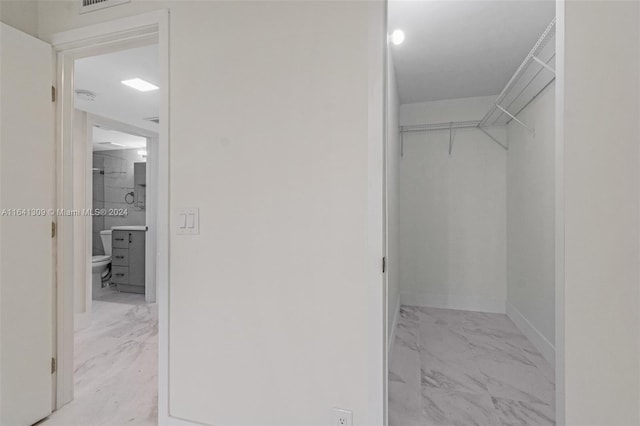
{"left": 121, "top": 78, "right": 159, "bottom": 92}
{"left": 390, "top": 29, "right": 405, "bottom": 46}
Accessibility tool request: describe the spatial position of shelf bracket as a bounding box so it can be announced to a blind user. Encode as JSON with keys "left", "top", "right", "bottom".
{"left": 478, "top": 126, "right": 508, "bottom": 151}
{"left": 448, "top": 122, "right": 454, "bottom": 156}
{"left": 496, "top": 104, "right": 535, "bottom": 135}
{"left": 532, "top": 55, "right": 555, "bottom": 74}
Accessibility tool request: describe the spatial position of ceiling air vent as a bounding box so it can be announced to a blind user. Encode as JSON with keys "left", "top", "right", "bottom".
{"left": 80, "top": 0, "right": 130, "bottom": 14}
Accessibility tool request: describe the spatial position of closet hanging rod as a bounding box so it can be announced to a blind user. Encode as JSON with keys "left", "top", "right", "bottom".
{"left": 400, "top": 120, "right": 480, "bottom": 133}
{"left": 400, "top": 120, "right": 507, "bottom": 152}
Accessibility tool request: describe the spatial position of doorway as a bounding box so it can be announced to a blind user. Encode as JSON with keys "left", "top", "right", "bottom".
{"left": 44, "top": 38, "right": 161, "bottom": 426}
{"left": 47, "top": 11, "right": 169, "bottom": 426}
{"left": 385, "top": 2, "right": 558, "bottom": 425}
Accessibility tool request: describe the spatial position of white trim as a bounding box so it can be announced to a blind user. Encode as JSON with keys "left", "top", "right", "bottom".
{"left": 400, "top": 291, "right": 506, "bottom": 314}
{"left": 366, "top": 2, "right": 386, "bottom": 425}
{"left": 50, "top": 10, "right": 179, "bottom": 424}
{"left": 506, "top": 302, "right": 556, "bottom": 366}
{"left": 155, "top": 11, "right": 172, "bottom": 425}
{"left": 382, "top": 2, "right": 390, "bottom": 425}
{"left": 73, "top": 312, "right": 90, "bottom": 331}
{"left": 54, "top": 48, "right": 76, "bottom": 411}
{"left": 87, "top": 113, "right": 158, "bottom": 139}
{"left": 47, "top": 10, "right": 166, "bottom": 47}
{"left": 145, "top": 136, "right": 158, "bottom": 304}
{"left": 388, "top": 296, "right": 401, "bottom": 358}
{"left": 554, "top": 2, "right": 566, "bottom": 423}
{"left": 83, "top": 113, "right": 93, "bottom": 324}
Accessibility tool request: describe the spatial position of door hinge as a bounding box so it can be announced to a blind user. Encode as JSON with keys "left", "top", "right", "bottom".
{"left": 382, "top": 256, "right": 387, "bottom": 273}
{"left": 51, "top": 86, "right": 56, "bottom": 102}
{"left": 51, "top": 357, "right": 56, "bottom": 374}
{"left": 51, "top": 221, "right": 56, "bottom": 238}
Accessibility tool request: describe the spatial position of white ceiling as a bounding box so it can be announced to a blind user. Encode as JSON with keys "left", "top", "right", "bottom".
{"left": 92, "top": 127, "right": 147, "bottom": 152}
{"left": 389, "top": 0, "right": 555, "bottom": 104}
{"left": 74, "top": 44, "right": 159, "bottom": 132}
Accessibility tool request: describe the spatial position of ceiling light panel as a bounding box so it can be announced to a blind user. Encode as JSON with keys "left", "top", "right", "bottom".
{"left": 121, "top": 78, "right": 159, "bottom": 92}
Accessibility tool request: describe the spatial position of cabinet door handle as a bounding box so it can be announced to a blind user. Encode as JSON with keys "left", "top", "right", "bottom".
{"left": 115, "top": 256, "right": 124, "bottom": 259}
{"left": 115, "top": 273, "right": 125, "bottom": 277}
{"left": 115, "top": 238, "right": 125, "bottom": 241}
{"left": 129, "top": 233, "right": 132, "bottom": 244}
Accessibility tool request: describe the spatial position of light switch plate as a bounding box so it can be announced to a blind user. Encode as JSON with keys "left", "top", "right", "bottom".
{"left": 177, "top": 208, "right": 199, "bottom": 234}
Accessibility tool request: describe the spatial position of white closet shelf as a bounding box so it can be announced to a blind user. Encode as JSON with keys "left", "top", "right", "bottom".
{"left": 399, "top": 17, "right": 556, "bottom": 153}
{"left": 478, "top": 17, "right": 556, "bottom": 131}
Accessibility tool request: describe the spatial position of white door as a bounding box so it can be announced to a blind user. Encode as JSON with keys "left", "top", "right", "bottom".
{"left": 0, "top": 23, "right": 55, "bottom": 426}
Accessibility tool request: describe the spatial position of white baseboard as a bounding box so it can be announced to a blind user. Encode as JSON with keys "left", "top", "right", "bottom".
{"left": 506, "top": 302, "right": 555, "bottom": 366}
{"left": 400, "top": 291, "right": 505, "bottom": 314}
{"left": 161, "top": 414, "right": 203, "bottom": 426}
{"left": 388, "top": 296, "right": 401, "bottom": 356}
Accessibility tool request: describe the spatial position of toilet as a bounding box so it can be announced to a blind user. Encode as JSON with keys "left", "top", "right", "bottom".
{"left": 91, "top": 229, "right": 112, "bottom": 298}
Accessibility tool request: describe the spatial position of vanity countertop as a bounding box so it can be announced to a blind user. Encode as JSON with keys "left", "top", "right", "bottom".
{"left": 111, "top": 226, "right": 147, "bottom": 231}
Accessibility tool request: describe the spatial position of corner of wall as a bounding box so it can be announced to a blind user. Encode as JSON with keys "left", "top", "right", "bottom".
{"left": 506, "top": 302, "right": 555, "bottom": 365}
{"left": 400, "top": 292, "right": 506, "bottom": 314}
{"left": 0, "top": 0, "right": 39, "bottom": 37}
{"left": 388, "top": 296, "right": 401, "bottom": 356}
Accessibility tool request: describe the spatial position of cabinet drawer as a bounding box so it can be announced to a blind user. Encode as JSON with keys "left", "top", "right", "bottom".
{"left": 112, "top": 248, "right": 129, "bottom": 266}
{"left": 112, "top": 231, "right": 129, "bottom": 248}
{"left": 111, "top": 266, "right": 129, "bottom": 284}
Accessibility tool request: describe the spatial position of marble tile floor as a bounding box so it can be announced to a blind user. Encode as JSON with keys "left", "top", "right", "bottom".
{"left": 42, "top": 290, "right": 158, "bottom": 426}
{"left": 389, "top": 305, "right": 555, "bottom": 426}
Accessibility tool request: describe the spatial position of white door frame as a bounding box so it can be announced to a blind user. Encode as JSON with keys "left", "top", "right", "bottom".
{"left": 382, "top": 4, "right": 566, "bottom": 424}
{"left": 382, "top": 3, "right": 389, "bottom": 426}
{"left": 50, "top": 10, "right": 171, "bottom": 421}
{"left": 554, "top": 2, "right": 566, "bottom": 422}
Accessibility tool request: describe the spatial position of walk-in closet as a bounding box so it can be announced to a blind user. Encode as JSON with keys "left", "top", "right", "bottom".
{"left": 386, "top": 2, "right": 557, "bottom": 424}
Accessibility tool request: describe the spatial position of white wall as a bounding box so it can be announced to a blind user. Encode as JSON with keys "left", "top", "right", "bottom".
{"left": 399, "top": 97, "right": 507, "bottom": 313}
{"left": 0, "top": 0, "right": 38, "bottom": 36}
{"left": 72, "top": 109, "right": 90, "bottom": 325}
{"left": 506, "top": 84, "right": 556, "bottom": 364}
{"left": 38, "top": 1, "right": 385, "bottom": 425}
{"left": 387, "top": 53, "right": 401, "bottom": 344}
{"left": 560, "top": 1, "right": 640, "bottom": 424}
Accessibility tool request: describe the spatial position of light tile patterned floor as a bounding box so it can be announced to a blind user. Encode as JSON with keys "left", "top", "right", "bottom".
{"left": 43, "top": 291, "right": 158, "bottom": 426}
{"left": 389, "top": 306, "right": 555, "bottom": 426}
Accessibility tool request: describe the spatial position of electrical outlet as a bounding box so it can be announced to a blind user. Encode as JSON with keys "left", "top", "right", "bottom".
{"left": 332, "top": 408, "right": 353, "bottom": 426}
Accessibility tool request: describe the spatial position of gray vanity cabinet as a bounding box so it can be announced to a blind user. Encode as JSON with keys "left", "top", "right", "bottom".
{"left": 111, "top": 230, "right": 145, "bottom": 294}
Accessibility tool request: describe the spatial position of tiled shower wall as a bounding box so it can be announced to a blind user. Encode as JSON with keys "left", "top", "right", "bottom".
{"left": 92, "top": 149, "right": 146, "bottom": 255}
